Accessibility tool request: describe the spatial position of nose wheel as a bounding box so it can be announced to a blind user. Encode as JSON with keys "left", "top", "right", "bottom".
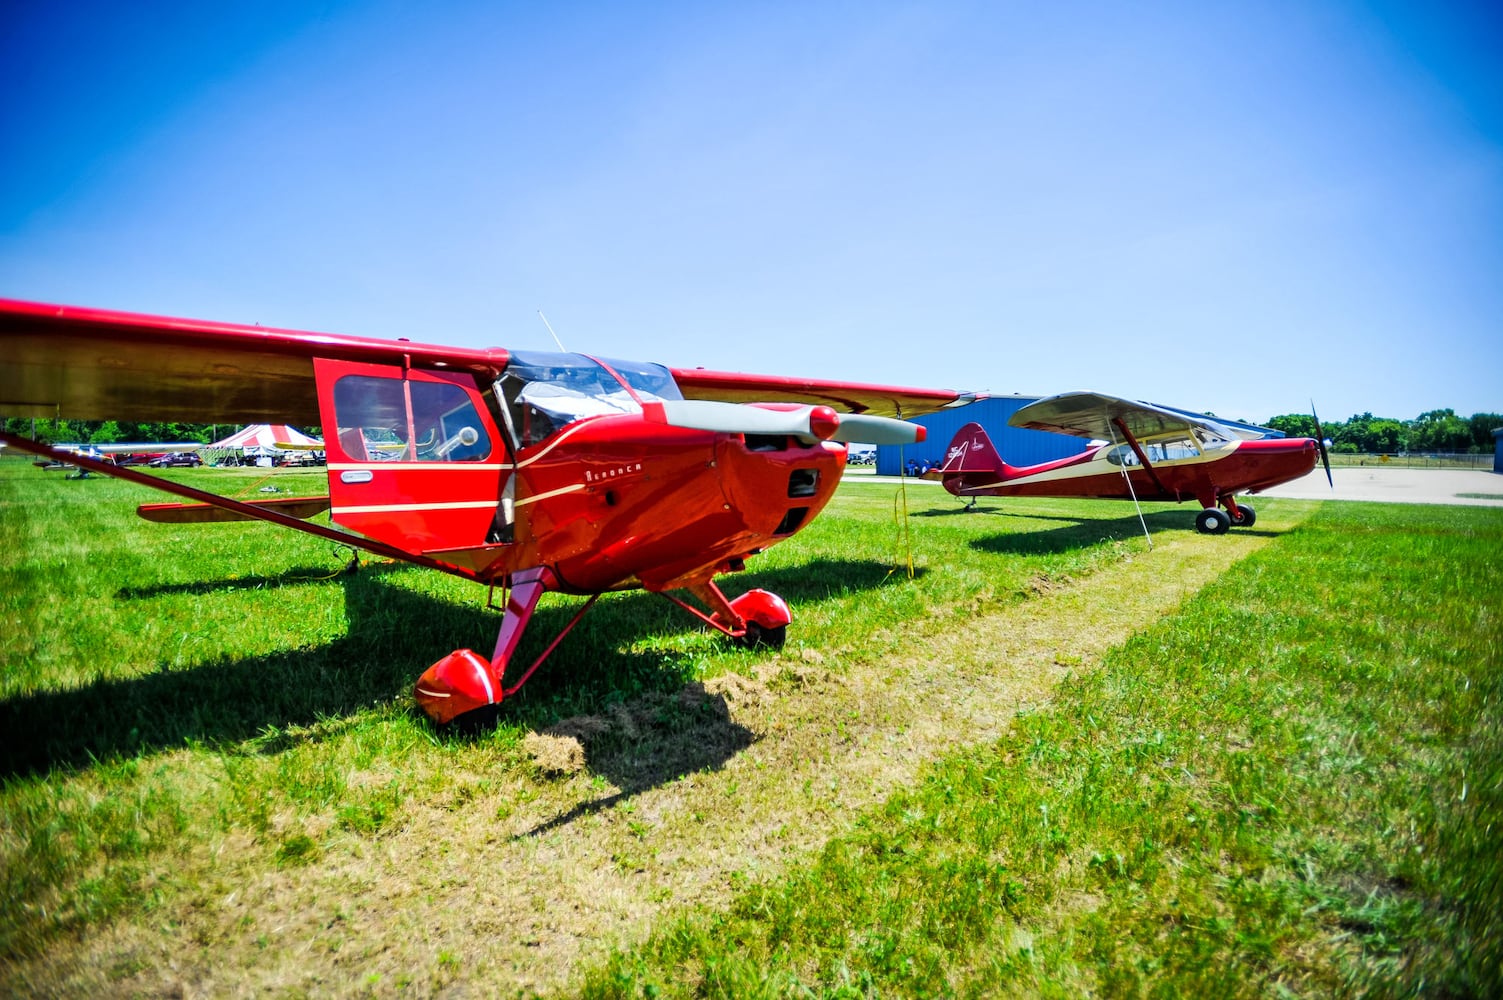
{"left": 735, "top": 620, "right": 788, "bottom": 649}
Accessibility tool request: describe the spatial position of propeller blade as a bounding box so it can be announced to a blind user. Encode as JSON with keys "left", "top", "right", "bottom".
{"left": 1310, "top": 400, "right": 1333, "bottom": 489}
{"left": 828, "top": 412, "right": 927, "bottom": 445}
{"left": 642, "top": 400, "right": 925, "bottom": 445}
{"left": 643, "top": 400, "right": 839, "bottom": 439}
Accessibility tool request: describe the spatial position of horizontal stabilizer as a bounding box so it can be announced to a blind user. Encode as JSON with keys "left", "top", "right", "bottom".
{"left": 137, "top": 496, "right": 332, "bottom": 524}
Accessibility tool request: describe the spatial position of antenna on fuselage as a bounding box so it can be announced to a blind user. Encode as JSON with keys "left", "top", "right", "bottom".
{"left": 537, "top": 311, "right": 567, "bottom": 352}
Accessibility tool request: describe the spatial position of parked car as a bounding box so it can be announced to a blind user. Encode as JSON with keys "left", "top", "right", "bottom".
{"left": 148, "top": 452, "right": 203, "bottom": 468}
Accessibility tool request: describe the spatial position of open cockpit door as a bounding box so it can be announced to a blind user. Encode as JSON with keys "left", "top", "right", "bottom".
{"left": 313, "top": 358, "right": 513, "bottom": 575}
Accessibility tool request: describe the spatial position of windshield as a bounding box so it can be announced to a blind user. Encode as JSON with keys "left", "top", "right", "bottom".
{"left": 496, "top": 351, "right": 682, "bottom": 447}
{"left": 595, "top": 356, "right": 682, "bottom": 403}
{"left": 1191, "top": 426, "right": 1232, "bottom": 449}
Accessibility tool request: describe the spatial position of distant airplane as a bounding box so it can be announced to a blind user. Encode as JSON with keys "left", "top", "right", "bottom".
{"left": 32, "top": 441, "right": 202, "bottom": 476}
{"left": 0, "top": 298, "right": 980, "bottom": 725}
{"left": 935, "top": 391, "right": 1331, "bottom": 534}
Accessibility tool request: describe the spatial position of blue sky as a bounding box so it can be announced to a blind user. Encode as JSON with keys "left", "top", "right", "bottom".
{"left": 2, "top": 1, "right": 1499, "bottom": 424}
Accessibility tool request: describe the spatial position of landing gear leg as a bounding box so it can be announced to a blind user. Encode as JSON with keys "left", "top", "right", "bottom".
{"left": 663, "top": 580, "right": 792, "bottom": 649}
{"left": 414, "top": 567, "right": 598, "bottom": 725}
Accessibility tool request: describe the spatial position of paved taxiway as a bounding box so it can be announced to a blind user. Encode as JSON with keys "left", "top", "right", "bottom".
{"left": 857, "top": 466, "right": 1503, "bottom": 507}
{"left": 1257, "top": 466, "right": 1503, "bottom": 507}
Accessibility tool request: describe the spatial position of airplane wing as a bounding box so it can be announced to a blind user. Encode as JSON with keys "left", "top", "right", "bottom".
{"left": 1009, "top": 391, "right": 1257, "bottom": 442}
{"left": 671, "top": 367, "right": 983, "bottom": 419}
{"left": 4, "top": 300, "right": 981, "bottom": 426}
{"left": 0, "top": 298, "right": 509, "bottom": 425}
{"left": 90, "top": 441, "right": 203, "bottom": 453}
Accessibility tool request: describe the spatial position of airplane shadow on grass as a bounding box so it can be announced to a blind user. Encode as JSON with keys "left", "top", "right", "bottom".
{"left": 115, "top": 560, "right": 374, "bottom": 600}
{"left": 514, "top": 683, "right": 760, "bottom": 839}
{"left": 0, "top": 557, "right": 896, "bottom": 781}
{"left": 917, "top": 504, "right": 1283, "bottom": 554}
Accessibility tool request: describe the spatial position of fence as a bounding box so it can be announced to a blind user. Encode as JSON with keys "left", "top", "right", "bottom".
{"left": 1328, "top": 452, "right": 1496, "bottom": 471}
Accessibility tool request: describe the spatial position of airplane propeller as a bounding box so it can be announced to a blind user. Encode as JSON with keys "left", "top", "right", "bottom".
{"left": 643, "top": 400, "right": 925, "bottom": 445}
{"left": 1310, "top": 401, "right": 1333, "bottom": 488}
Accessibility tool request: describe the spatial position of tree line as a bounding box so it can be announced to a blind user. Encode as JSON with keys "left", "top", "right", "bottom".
{"left": 1, "top": 418, "right": 247, "bottom": 446}
{"left": 1, "top": 418, "right": 329, "bottom": 449}
{"left": 4, "top": 410, "right": 1501, "bottom": 457}
{"left": 1263, "top": 409, "right": 1502, "bottom": 455}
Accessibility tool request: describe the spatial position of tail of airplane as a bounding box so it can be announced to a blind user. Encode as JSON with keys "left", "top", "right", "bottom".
{"left": 937, "top": 422, "right": 1012, "bottom": 492}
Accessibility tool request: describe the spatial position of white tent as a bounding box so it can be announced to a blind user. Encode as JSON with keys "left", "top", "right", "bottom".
{"left": 205, "top": 425, "right": 323, "bottom": 466}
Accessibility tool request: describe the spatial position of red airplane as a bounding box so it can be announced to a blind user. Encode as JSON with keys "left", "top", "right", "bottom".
{"left": 0, "top": 299, "right": 979, "bottom": 725}
{"left": 935, "top": 391, "right": 1331, "bottom": 533}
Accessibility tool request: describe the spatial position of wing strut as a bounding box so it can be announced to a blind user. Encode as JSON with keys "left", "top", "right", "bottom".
{"left": 1107, "top": 418, "right": 1153, "bottom": 550}
{"left": 0, "top": 432, "right": 482, "bottom": 579}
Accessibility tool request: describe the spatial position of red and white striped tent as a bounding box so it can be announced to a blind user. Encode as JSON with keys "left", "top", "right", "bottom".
{"left": 205, "top": 424, "right": 323, "bottom": 464}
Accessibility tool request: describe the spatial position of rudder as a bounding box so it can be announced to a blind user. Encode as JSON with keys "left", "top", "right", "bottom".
{"left": 938, "top": 422, "right": 1007, "bottom": 491}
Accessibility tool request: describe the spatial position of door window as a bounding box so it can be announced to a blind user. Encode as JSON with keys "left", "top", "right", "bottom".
{"left": 331, "top": 374, "right": 493, "bottom": 463}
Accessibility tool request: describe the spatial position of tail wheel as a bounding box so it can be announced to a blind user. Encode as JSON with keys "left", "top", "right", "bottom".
{"left": 1229, "top": 502, "right": 1256, "bottom": 527}
{"left": 1195, "top": 508, "right": 1231, "bottom": 535}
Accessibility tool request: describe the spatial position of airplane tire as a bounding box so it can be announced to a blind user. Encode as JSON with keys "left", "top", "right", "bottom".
{"left": 1195, "top": 508, "right": 1231, "bottom": 535}
{"left": 1230, "top": 502, "right": 1256, "bottom": 527}
{"left": 736, "top": 622, "right": 788, "bottom": 649}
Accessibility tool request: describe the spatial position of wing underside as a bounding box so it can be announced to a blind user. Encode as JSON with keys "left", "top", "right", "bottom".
{"left": 672, "top": 367, "right": 982, "bottom": 418}
{"left": 0, "top": 299, "right": 509, "bottom": 425}
{"left": 1009, "top": 391, "right": 1250, "bottom": 442}
{"left": 2, "top": 299, "right": 980, "bottom": 427}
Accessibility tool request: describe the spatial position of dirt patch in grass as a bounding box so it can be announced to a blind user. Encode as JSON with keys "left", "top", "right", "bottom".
{"left": 523, "top": 733, "right": 589, "bottom": 776}
{"left": 7, "top": 522, "right": 1296, "bottom": 997}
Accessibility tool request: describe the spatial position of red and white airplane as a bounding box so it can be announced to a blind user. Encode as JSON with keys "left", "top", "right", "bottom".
{"left": 936, "top": 391, "right": 1331, "bottom": 534}
{"left": 0, "top": 299, "right": 979, "bottom": 725}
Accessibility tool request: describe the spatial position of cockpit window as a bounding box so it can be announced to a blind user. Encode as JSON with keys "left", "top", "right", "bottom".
{"left": 333, "top": 376, "right": 410, "bottom": 462}
{"left": 331, "top": 374, "right": 493, "bottom": 463}
{"left": 1143, "top": 435, "right": 1201, "bottom": 462}
{"left": 495, "top": 351, "right": 682, "bottom": 447}
{"left": 1191, "top": 426, "right": 1231, "bottom": 449}
{"left": 411, "top": 381, "right": 492, "bottom": 462}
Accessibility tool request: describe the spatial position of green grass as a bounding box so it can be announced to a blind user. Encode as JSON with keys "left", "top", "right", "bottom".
{"left": 0, "top": 461, "right": 1158, "bottom": 774}
{"left": 2, "top": 454, "right": 1496, "bottom": 996}
{"left": 580, "top": 502, "right": 1503, "bottom": 998}
{"left": 0, "top": 457, "right": 1168, "bottom": 972}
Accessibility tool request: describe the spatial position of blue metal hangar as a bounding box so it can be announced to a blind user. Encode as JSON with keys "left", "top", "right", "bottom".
{"left": 874, "top": 395, "right": 1087, "bottom": 477}
{"left": 872, "top": 395, "right": 1283, "bottom": 477}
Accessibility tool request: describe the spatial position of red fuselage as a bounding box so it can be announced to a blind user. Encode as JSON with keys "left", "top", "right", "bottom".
{"left": 943, "top": 434, "right": 1318, "bottom": 509}
{"left": 504, "top": 416, "right": 845, "bottom": 593}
